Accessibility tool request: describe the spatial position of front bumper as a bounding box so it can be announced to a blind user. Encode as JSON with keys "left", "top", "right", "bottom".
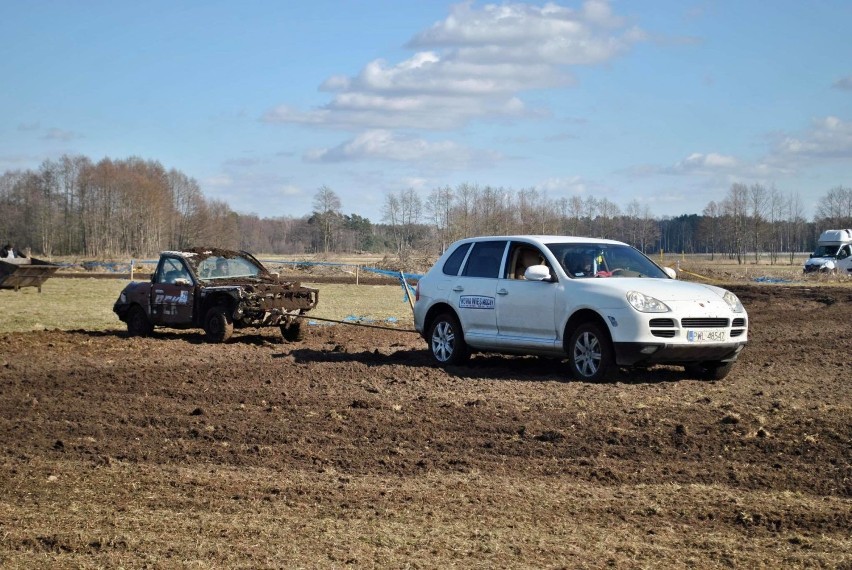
{"left": 614, "top": 341, "right": 746, "bottom": 366}
{"left": 113, "top": 302, "right": 131, "bottom": 322}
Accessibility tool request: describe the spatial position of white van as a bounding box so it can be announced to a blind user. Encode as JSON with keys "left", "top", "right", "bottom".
{"left": 803, "top": 229, "right": 852, "bottom": 274}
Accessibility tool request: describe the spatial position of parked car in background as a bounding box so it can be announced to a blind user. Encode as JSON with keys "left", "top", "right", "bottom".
{"left": 803, "top": 229, "right": 852, "bottom": 274}
{"left": 414, "top": 236, "right": 748, "bottom": 381}
{"left": 114, "top": 248, "right": 318, "bottom": 342}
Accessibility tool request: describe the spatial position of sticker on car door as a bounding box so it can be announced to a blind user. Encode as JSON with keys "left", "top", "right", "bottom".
{"left": 459, "top": 295, "right": 495, "bottom": 309}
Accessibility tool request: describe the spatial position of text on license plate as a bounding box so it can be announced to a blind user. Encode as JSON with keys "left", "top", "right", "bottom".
{"left": 686, "top": 329, "right": 726, "bottom": 343}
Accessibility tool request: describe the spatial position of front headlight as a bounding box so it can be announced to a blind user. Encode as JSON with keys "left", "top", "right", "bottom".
{"left": 722, "top": 291, "right": 744, "bottom": 313}
{"left": 119, "top": 292, "right": 127, "bottom": 303}
{"left": 627, "top": 291, "right": 670, "bottom": 313}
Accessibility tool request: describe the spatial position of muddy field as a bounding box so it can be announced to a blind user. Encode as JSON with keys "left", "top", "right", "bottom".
{"left": 1, "top": 284, "right": 850, "bottom": 568}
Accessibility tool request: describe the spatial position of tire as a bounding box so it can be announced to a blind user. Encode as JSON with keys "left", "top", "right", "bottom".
{"left": 685, "top": 361, "right": 734, "bottom": 380}
{"left": 428, "top": 312, "right": 470, "bottom": 365}
{"left": 567, "top": 322, "right": 614, "bottom": 382}
{"left": 126, "top": 305, "right": 153, "bottom": 337}
{"left": 280, "top": 322, "right": 304, "bottom": 342}
{"left": 204, "top": 305, "right": 234, "bottom": 343}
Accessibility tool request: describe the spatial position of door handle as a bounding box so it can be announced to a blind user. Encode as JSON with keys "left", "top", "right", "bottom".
{"left": 453, "top": 286, "right": 464, "bottom": 292}
{"left": 497, "top": 288, "right": 508, "bottom": 295}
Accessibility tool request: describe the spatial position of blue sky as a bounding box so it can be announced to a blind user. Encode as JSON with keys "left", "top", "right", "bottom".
{"left": 2, "top": 0, "right": 850, "bottom": 221}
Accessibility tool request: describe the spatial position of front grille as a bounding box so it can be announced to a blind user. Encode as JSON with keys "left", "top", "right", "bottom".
{"left": 649, "top": 318, "right": 675, "bottom": 327}
{"left": 681, "top": 318, "right": 729, "bottom": 328}
{"left": 732, "top": 318, "right": 746, "bottom": 327}
{"left": 651, "top": 330, "right": 676, "bottom": 338}
{"left": 730, "top": 329, "right": 744, "bottom": 338}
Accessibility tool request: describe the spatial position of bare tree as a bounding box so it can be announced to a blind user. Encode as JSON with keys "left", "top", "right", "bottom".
{"left": 721, "top": 184, "right": 749, "bottom": 263}
{"left": 312, "top": 185, "right": 342, "bottom": 254}
{"left": 168, "top": 170, "right": 207, "bottom": 249}
{"left": 426, "top": 185, "right": 453, "bottom": 252}
{"left": 748, "top": 183, "right": 769, "bottom": 262}
{"left": 786, "top": 191, "right": 806, "bottom": 264}
{"left": 700, "top": 201, "right": 721, "bottom": 259}
{"left": 814, "top": 186, "right": 852, "bottom": 228}
{"left": 451, "top": 183, "right": 478, "bottom": 239}
{"left": 766, "top": 186, "right": 784, "bottom": 264}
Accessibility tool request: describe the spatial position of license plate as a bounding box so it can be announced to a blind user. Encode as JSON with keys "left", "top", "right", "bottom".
{"left": 686, "top": 329, "right": 726, "bottom": 343}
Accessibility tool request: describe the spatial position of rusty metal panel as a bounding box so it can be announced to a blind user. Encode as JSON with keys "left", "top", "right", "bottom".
{"left": 0, "top": 258, "right": 60, "bottom": 291}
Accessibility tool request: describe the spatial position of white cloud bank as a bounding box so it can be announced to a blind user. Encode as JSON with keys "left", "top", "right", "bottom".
{"left": 770, "top": 116, "right": 852, "bottom": 161}
{"left": 305, "top": 129, "right": 500, "bottom": 169}
{"left": 626, "top": 116, "right": 852, "bottom": 182}
{"left": 264, "top": 0, "right": 645, "bottom": 137}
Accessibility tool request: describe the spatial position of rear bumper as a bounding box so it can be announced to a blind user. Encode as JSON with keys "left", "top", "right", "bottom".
{"left": 614, "top": 341, "right": 746, "bottom": 366}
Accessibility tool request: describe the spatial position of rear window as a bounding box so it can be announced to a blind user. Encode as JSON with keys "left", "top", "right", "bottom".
{"left": 462, "top": 241, "right": 506, "bottom": 278}
{"left": 443, "top": 243, "right": 471, "bottom": 276}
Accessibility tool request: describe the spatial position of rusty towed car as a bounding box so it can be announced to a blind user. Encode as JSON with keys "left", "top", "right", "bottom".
{"left": 113, "top": 248, "right": 318, "bottom": 342}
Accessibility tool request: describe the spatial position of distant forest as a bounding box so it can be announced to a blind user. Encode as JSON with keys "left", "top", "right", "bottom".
{"left": 1, "top": 154, "right": 850, "bottom": 262}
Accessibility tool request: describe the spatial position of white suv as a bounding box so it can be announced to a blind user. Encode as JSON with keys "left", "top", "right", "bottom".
{"left": 413, "top": 236, "right": 748, "bottom": 381}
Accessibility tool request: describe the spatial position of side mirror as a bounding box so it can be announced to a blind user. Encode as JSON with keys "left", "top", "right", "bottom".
{"left": 663, "top": 267, "right": 677, "bottom": 279}
{"left": 269, "top": 271, "right": 280, "bottom": 278}
{"left": 524, "top": 265, "right": 552, "bottom": 281}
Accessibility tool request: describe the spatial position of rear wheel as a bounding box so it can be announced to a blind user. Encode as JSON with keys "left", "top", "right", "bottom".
{"left": 204, "top": 305, "right": 233, "bottom": 343}
{"left": 567, "top": 322, "right": 614, "bottom": 382}
{"left": 280, "top": 321, "right": 304, "bottom": 342}
{"left": 686, "top": 361, "right": 733, "bottom": 380}
{"left": 126, "top": 305, "right": 153, "bottom": 337}
{"left": 428, "top": 312, "right": 470, "bottom": 365}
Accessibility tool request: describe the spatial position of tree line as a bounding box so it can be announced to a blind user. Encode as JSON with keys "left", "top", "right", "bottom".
{"left": 1, "top": 154, "right": 849, "bottom": 261}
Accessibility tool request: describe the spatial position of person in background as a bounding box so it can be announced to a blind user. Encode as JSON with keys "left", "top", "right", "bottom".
{"left": 1, "top": 243, "right": 27, "bottom": 259}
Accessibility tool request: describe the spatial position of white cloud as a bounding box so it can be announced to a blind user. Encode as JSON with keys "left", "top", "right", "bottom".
{"left": 278, "top": 184, "right": 303, "bottom": 197}
{"left": 831, "top": 75, "right": 852, "bottom": 91}
{"left": 264, "top": 0, "right": 643, "bottom": 131}
{"left": 770, "top": 116, "right": 852, "bottom": 160}
{"left": 622, "top": 150, "right": 790, "bottom": 181}
{"left": 675, "top": 152, "right": 738, "bottom": 171}
{"left": 538, "top": 175, "right": 610, "bottom": 196}
{"left": 408, "top": 1, "right": 637, "bottom": 65}
{"left": 203, "top": 174, "right": 234, "bottom": 187}
{"left": 305, "top": 129, "right": 500, "bottom": 169}
{"left": 42, "top": 128, "right": 78, "bottom": 141}
{"left": 622, "top": 116, "right": 852, "bottom": 185}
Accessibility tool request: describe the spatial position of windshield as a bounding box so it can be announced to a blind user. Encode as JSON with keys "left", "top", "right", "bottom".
{"left": 546, "top": 243, "right": 668, "bottom": 279}
{"left": 196, "top": 253, "right": 264, "bottom": 280}
{"left": 812, "top": 245, "right": 839, "bottom": 258}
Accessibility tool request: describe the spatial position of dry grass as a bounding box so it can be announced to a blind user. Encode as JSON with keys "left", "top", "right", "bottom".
{"left": 0, "top": 279, "right": 414, "bottom": 334}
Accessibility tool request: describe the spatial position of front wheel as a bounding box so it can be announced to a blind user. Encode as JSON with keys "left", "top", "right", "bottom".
{"left": 204, "top": 305, "right": 234, "bottom": 343}
{"left": 280, "top": 321, "right": 304, "bottom": 342}
{"left": 567, "top": 322, "right": 614, "bottom": 382}
{"left": 126, "top": 305, "right": 153, "bottom": 337}
{"left": 428, "top": 312, "right": 470, "bottom": 365}
{"left": 685, "top": 361, "right": 733, "bottom": 380}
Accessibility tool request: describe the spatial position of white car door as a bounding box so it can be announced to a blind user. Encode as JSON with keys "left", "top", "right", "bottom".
{"left": 448, "top": 240, "right": 507, "bottom": 345}
{"left": 495, "top": 243, "right": 560, "bottom": 349}
{"left": 838, "top": 245, "right": 852, "bottom": 275}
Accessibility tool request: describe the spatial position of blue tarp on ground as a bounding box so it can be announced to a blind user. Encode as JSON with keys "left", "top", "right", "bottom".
{"left": 753, "top": 276, "right": 796, "bottom": 284}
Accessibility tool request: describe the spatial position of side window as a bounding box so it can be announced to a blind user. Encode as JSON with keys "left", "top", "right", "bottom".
{"left": 443, "top": 243, "right": 472, "bottom": 276}
{"left": 156, "top": 258, "right": 189, "bottom": 284}
{"left": 839, "top": 246, "right": 851, "bottom": 259}
{"left": 462, "top": 241, "right": 507, "bottom": 278}
{"left": 506, "top": 243, "right": 547, "bottom": 279}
